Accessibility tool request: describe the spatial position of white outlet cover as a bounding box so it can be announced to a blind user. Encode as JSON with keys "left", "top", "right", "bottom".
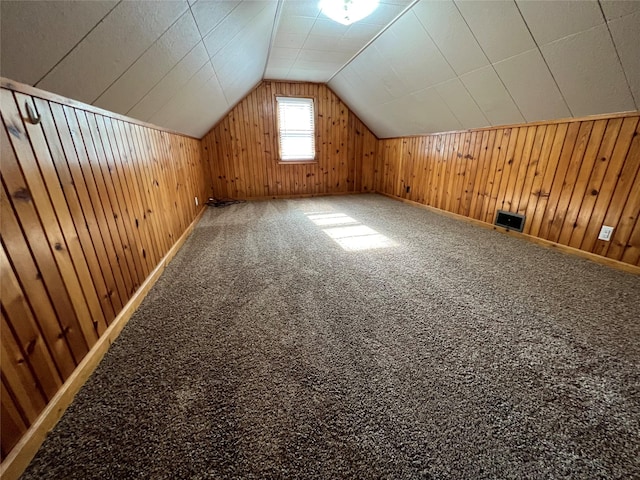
{"left": 598, "top": 225, "right": 614, "bottom": 241}
{"left": 195, "top": 196, "right": 199, "bottom": 206}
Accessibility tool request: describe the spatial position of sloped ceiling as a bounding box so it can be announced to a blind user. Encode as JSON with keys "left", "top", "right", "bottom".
{"left": 1, "top": 1, "right": 638, "bottom": 139}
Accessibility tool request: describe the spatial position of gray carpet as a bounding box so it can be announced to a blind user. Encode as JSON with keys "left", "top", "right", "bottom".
{"left": 22, "top": 194, "right": 640, "bottom": 479}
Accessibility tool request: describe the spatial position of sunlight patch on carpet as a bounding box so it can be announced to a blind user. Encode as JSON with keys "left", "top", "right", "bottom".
{"left": 305, "top": 212, "right": 397, "bottom": 251}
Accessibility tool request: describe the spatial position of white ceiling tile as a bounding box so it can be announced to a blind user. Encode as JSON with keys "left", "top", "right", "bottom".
{"left": 460, "top": 65, "right": 525, "bottom": 126}
{"left": 434, "top": 78, "right": 489, "bottom": 129}
{"left": 149, "top": 62, "right": 227, "bottom": 137}
{"left": 127, "top": 43, "right": 210, "bottom": 121}
{"left": 455, "top": 0, "right": 536, "bottom": 63}
{"left": 541, "top": 24, "right": 635, "bottom": 116}
{"left": 94, "top": 12, "right": 201, "bottom": 115}
{"left": 291, "top": 59, "right": 343, "bottom": 71}
{"left": 281, "top": 0, "right": 321, "bottom": 18}
{"left": 287, "top": 70, "right": 335, "bottom": 82}
{"left": 213, "top": 2, "right": 276, "bottom": 104}
{"left": 302, "top": 34, "right": 343, "bottom": 50}
{"left": 203, "top": 1, "right": 268, "bottom": 57}
{"left": 0, "top": 0, "right": 117, "bottom": 85}
{"left": 600, "top": 0, "right": 640, "bottom": 20}
{"left": 310, "top": 18, "right": 351, "bottom": 37}
{"left": 608, "top": 11, "right": 640, "bottom": 109}
{"left": 37, "top": 1, "right": 187, "bottom": 104}
{"left": 191, "top": 0, "right": 240, "bottom": 36}
{"left": 265, "top": 67, "right": 292, "bottom": 80}
{"left": 516, "top": 0, "right": 604, "bottom": 45}
{"left": 372, "top": 12, "right": 456, "bottom": 92}
{"left": 274, "top": 32, "right": 308, "bottom": 49}
{"left": 412, "top": 0, "right": 488, "bottom": 76}
{"left": 270, "top": 47, "right": 300, "bottom": 60}
{"left": 297, "top": 50, "right": 352, "bottom": 63}
{"left": 277, "top": 15, "right": 316, "bottom": 35}
{"left": 357, "top": 3, "right": 406, "bottom": 26}
{"left": 410, "top": 87, "right": 463, "bottom": 133}
{"left": 268, "top": 57, "right": 296, "bottom": 70}
{"left": 344, "top": 22, "right": 384, "bottom": 39}
{"left": 494, "top": 48, "right": 571, "bottom": 122}
{"left": 346, "top": 53, "right": 395, "bottom": 104}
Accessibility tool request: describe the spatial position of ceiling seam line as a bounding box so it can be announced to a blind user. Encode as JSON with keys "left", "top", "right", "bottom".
{"left": 596, "top": 0, "right": 638, "bottom": 110}
{"left": 188, "top": 2, "right": 241, "bottom": 111}
{"left": 34, "top": 0, "right": 123, "bottom": 88}
{"left": 326, "top": 0, "right": 421, "bottom": 83}
{"left": 283, "top": 9, "right": 323, "bottom": 80}
{"left": 91, "top": 7, "right": 192, "bottom": 106}
{"left": 513, "top": 0, "right": 574, "bottom": 117}
{"left": 262, "top": 0, "right": 285, "bottom": 79}
{"left": 451, "top": 0, "right": 528, "bottom": 123}
{"left": 412, "top": 11, "right": 490, "bottom": 127}
{"left": 125, "top": 40, "right": 206, "bottom": 117}
{"left": 144, "top": 59, "right": 215, "bottom": 123}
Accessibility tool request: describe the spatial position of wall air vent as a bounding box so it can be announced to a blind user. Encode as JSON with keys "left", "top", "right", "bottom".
{"left": 495, "top": 210, "right": 525, "bottom": 232}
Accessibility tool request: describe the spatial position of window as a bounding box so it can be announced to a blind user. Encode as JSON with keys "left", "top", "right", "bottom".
{"left": 276, "top": 96, "right": 316, "bottom": 162}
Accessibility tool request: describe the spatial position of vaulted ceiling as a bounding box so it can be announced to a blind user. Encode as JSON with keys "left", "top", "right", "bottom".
{"left": 1, "top": 0, "right": 638, "bottom": 138}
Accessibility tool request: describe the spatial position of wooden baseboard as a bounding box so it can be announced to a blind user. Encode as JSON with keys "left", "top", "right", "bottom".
{"left": 223, "top": 190, "right": 373, "bottom": 202}
{"left": 379, "top": 193, "right": 640, "bottom": 276}
{"left": 0, "top": 207, "right": 207, "bottom": 480}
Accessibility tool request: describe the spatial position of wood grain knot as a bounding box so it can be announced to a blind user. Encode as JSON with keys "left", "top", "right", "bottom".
{"left": 13, "top": 187, "right": 31, "bottom": 201}
{"left": 54, "top": 243, "right": 63, "bottom": 251}
{"left": 7, "top": 124, "right": 21, "bottom": 138}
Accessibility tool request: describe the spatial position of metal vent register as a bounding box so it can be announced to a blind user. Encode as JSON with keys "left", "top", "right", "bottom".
{"left": 495, "top": 210, "right": 525, "bottom": 232}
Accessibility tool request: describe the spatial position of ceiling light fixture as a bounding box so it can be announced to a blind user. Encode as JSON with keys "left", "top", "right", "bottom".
{"left": 319, "top": 0, "right": 380, "bottom": 26}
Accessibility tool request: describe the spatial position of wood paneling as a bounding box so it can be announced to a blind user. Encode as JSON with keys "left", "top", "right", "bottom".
{"left": 0, "top": 82, "right": 208, "bottom": 461}
{"left": 201, "top": 81, "right": 378, "bottom": 199}
{"left": 376, "top": 114, "right": 640, "bottom": 268}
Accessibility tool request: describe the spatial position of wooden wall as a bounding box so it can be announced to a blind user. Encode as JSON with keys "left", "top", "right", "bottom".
{"left": 0, "top": 80, "right": 207, "bottom": 460}
{"left": 376, "top": 113, "right": 640, "bottom": 268}
{"left": 201, "top": 81, "right": 377, "bottom": 198}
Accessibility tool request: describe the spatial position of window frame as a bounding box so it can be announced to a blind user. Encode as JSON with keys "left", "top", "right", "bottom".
{"left": 275, "top": 95, "right": 318, "bottom": 164}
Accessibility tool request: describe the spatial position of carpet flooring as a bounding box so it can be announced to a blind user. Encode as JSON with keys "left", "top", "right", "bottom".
{"left": 22, "top": 194, "right": 640, "bottom": 479}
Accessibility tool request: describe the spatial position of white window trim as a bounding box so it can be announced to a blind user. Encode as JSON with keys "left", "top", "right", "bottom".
{"left": 276, "top": 96, "right": 316, "bottom": 163}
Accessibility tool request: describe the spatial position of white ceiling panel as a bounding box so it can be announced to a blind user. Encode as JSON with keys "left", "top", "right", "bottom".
{"left": 191, "top": 0, "right": 240, "bottom": 37}
{"left": 127, "top": 43, "right": 211, "bottom": 122}
{"left": 373, "top": 12, "right": 456, "bottom": 92}
{"left": 434, "top": 78, "right": 489, "bottom": 130}
{"left": 212, "top": 2, "right": 276, "bottom": 105}
{"left": 202, "top": 1, "right": 268, "bottom": 58}
{"left": 411, "top": 87, "right": 463, "bottom": 133}
{"left": 38, "top": 1, "right": 187, "bottom": 104}
{"left": 149, "top": 62, "right": 226, "bottom": 137}
{"left": 412, "top": 0, "right": 488, "bottom": 76}
{"left": 94, "top": 12, "right": 201, "bottom": 115}
{"left": 460, "top": 65, "right": 525, "bottom": 126}
{"left": 0, "top": 0, "right": 117, "bottom": 85}
{"left": 455, "top": 0, "right": 535, "bottom": 63}
{"left": 273, "top": 32, "right": 309, "bottom": 49}
{"left": 268, "top": 0, "right": 412, "bottom": 83}
{"left": 541, "top": 24, "right": 635, "bottom": 117}
{"left": 2, "top": 0, "right": 638, "bottom": 139}
{"left": 265, "top": 66, "right": 292, "bottom": 79}
{"left": 516, "top": 0, "right": 604, "bottom": 46}
{"left": 493, "top": 48, "right": 571, "bottom": 122}
{"left": 599, "top": 0, "right": 640, "bottom": 20}
{"left": 281, "top": 0, "right": 321, "bottom": 18}
{"left": 608, "top": 12, "right": 640, "bottom": 109}
{"left": 277, "top": 15, "right": 316, "bottom": 35}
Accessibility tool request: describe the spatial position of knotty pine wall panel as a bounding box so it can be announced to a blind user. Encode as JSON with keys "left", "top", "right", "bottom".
{"left": 201, "top": 81, "right": 378, "bottom": 199}
{"left": 0, "top": 83, "right": 207, "bottom": 459}
{"left": 376, "top": 114, "right": 640, "bottom": 268}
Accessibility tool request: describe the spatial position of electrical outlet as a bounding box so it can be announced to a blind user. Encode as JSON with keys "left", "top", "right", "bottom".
{"left": 598, "top": 225, "right": 614, "bottom": 241}
{"left": 195, "top": 196, "right": 198, "bottom": 206}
